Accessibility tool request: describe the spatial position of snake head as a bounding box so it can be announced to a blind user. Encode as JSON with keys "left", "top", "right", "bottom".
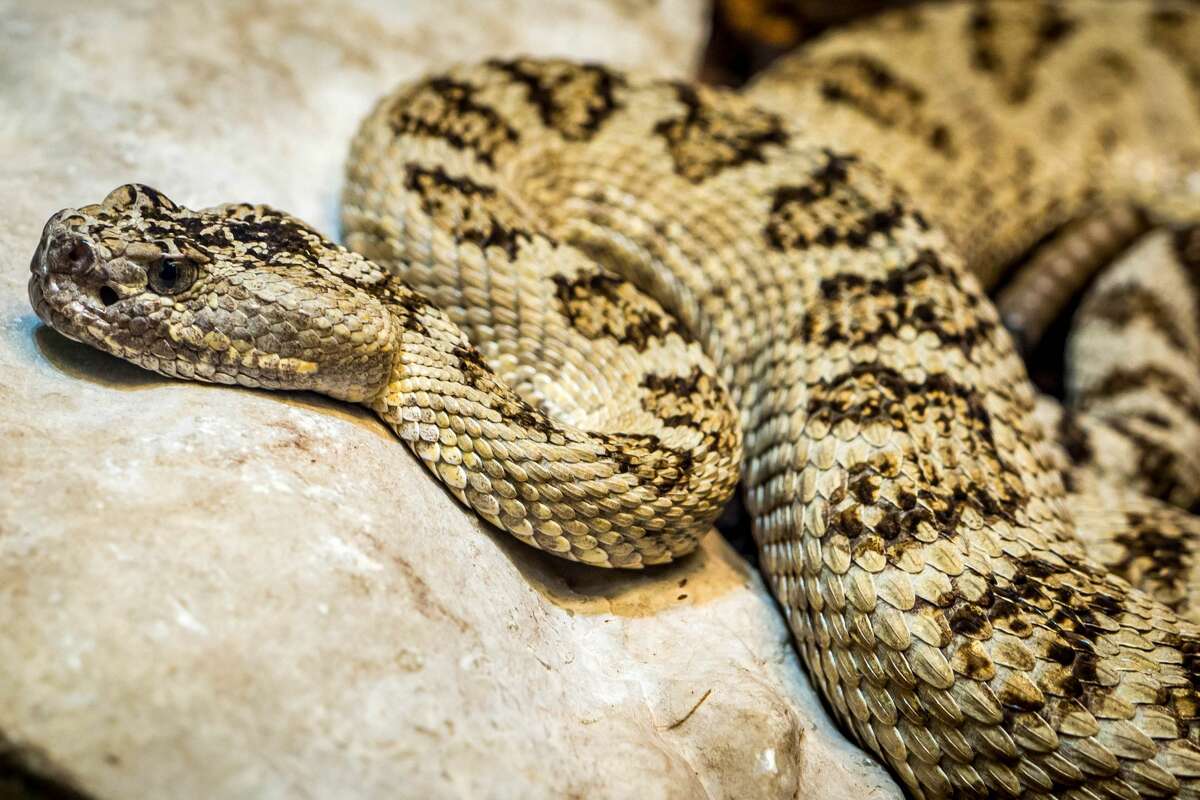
{"left": 29, "top": 183, "right": 399, "bottom": 402}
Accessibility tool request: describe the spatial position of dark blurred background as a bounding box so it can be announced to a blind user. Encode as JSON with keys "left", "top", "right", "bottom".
{"left": 702, "top": 0, "right": 910, "bottom": 85}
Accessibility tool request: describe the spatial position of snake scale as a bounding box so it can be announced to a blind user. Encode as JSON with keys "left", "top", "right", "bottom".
{"left": 25, "top": 1, "right": 1200, "bottom": 797}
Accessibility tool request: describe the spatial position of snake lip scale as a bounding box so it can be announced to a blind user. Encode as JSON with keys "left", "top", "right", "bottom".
{"left": 26, "top": 2, "right": 1200, "bottom": 797}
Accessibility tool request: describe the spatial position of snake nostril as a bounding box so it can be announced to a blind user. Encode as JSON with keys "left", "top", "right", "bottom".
{"left": 99, "top": 286, "right": 119, "bottom": 306}
{"left": 68, "top": 240, "right": 93, "bottom": 269}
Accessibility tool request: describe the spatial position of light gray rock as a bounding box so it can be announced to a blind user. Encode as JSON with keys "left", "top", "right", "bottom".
{"left": 0, "top": 1, "right": 904, "bottom": 798}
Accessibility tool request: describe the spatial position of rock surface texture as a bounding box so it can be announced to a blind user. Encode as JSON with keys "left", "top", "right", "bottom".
{"left": 0, "top": 1, "right": 902, "bottom": 797}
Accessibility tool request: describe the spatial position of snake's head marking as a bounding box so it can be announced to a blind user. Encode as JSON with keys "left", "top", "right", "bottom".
{"left": 30, "top": 183, "right": 399, "bottom": 402}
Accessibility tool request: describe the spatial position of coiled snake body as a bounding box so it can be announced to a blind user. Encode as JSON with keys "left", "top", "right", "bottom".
{"left": 26, "top": 2, "right": 1200, "bottom": 797}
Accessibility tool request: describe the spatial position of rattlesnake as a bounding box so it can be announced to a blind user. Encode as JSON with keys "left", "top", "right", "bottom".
{"left": 25, "top": 1, "right": 1200, "bottom": 797}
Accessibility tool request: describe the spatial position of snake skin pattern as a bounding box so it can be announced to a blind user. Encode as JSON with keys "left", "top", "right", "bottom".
{"left": 25, "top": 2, "right": 1200, "bottom": 797}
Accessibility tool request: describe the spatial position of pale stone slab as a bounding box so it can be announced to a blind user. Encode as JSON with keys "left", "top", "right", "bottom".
{"left": 0, "top": 1, "right": 903, "bottom": 797}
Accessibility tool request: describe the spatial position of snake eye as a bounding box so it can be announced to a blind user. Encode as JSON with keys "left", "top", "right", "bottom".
{"left": 147, "top": 255, "right": 197, "bottom": 295}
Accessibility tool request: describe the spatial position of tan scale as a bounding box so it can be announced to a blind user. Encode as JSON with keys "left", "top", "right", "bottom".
{"left": 25, "top": 2, "right": 1200, "bottom": 798}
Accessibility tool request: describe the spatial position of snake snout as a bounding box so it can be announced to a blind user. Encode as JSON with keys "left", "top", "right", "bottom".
{"left": 29, "top": 216, "right": 124, "bottom": 330}
{"left": 45, "top": 231, "right": 98, "bottom": 279}
{"left": 29, "top": 211, "right": 69, "bottom": 280}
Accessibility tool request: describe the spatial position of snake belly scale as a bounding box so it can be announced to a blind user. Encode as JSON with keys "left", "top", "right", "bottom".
{"left": 25, "top": 2, "right": 1200, "bottom": 798}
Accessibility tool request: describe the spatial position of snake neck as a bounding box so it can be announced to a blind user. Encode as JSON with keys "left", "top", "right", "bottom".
{"left": 364, "top": 296, "right": 740, "bottom": 569}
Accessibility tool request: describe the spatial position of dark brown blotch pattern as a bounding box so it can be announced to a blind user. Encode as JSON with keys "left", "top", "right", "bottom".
{"left": 404, "top": 163, "right": 535, "bottom": 259}
{"left": 654, "top": 82, "right": 789, "bottom": 182}
{"left": 800, "top": 249, "right": 997, "bottom": 359}
{"left": 765, "top": 150, "right": 926, "bottom": 252}
{"left": 595, "top": 431, "right": 695, "bottom": 496}
{"left": 813, "top": 53, "right": 958, "bottom": 158}
{"left": 1083, "top": 366, "right": 1200, "bottom": 427}
{"left": 968, "top": 2, "right": 1081, "bottom": 104}
{"left": 552, "top": 271, "right": 686, "bottom": 351}
{"left": 489, "top": 58, "right": 624, "bottom": 141}
{"left": 450, "top": 342, "right": 564, "bottom": 438}
{"left": 1085, "top": 283, "right": 1192, "bottom": 353}
{"left": 389, "top": 76, "right": 518, "bottom": 167}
